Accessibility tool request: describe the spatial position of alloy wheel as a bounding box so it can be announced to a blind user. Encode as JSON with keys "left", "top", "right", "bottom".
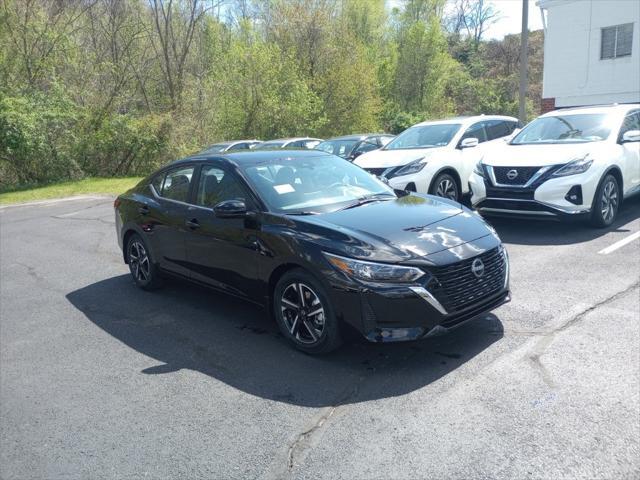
{"left": 128, "top": 240, "right": 150, "bottom": 283}
{"left": 280, "top": 282, "right": 325, "bottom": 344}
{"left": 600, "top": 179, "right": 618, "bottom": 223}
{"left": 435, "top": 178, "right": 458, "bottom": 200}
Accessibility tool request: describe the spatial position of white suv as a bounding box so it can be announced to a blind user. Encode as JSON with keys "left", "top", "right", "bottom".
{"left": 469, "top": 104, "right": 640, "bottom": 227}
{"left": 354, "top": 115, "right": 520, "bottom": 202}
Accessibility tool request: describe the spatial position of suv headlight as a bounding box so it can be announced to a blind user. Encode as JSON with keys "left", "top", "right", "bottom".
{"left": 553, "top": 156, "right": 593, "bottom": 177}
{"left": 323, "top": 252, "right": 424, "bottom": 283}
{"left": 386, "top": 157, "right": 427, "bottom": 179}
{"left": 473, "top": 161, "right": 485, "bottom": 177}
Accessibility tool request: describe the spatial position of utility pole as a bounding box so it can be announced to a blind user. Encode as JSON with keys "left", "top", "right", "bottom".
{"left": 518, "top": 0, "right": 529, "bottom": 123}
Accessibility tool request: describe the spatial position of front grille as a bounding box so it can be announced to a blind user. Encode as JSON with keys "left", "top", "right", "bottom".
{"left": 430, "top": 247, "right": 506, "bottom": 313}
{"left": 364, "top": 167, "right": 387, "bottom": 177}
{"left": 493, "top": 166, "right": 540, "bottom": 185}
{"left": 485, "top": 185, "right": 535, "bottom": 200}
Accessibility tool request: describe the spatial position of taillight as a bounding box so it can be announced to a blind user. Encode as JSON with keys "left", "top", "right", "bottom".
{"left": 114, "top": 198, "right": 121, "bottom": 209}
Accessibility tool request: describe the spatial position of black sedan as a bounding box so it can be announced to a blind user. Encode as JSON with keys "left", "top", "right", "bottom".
{"left": 115, "top": 150, "right": 510, "bottom": 354}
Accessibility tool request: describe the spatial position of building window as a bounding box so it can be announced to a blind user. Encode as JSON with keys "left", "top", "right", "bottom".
{"left": 601, "top": 23, "right": 634, "bottom": 59}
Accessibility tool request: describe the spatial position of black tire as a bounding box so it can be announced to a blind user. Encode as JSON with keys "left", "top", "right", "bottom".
{"left": 126, "top": 233, "right": 163, "bottom": 290}
{"left": 590, "top": 174, "right": 620, "bottom": 228}
{"left": 273, "top": 268, "right": 342, "bottom": 354}
{"left": 430, "top": 172, "right": 460, "bottom": 202}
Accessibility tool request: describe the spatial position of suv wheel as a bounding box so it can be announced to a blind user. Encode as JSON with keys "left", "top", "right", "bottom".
{"left": 273, "top": 269, "right": 342, "bottom": 354}
{"left": 591, "top": 174, "right": 620, "bottom": 228}
{"left": 431, "top": 173, "right": 460, "bottom": 201}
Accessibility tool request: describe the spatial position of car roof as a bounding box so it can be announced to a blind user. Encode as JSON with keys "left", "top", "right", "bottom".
{"left": 321, "top": 133, "right": 392, "bottom": 142}
{"left": 542, "top": 103, "right": 640, "bottom": 117}
{"left": 262, "top": 137, "right": 322, "bottom": 143}
{"left": 173, "top": 149, "right": 333, "bottom": 168}
{"left": 413, "top": 115, "right": 518, "bottom": 127}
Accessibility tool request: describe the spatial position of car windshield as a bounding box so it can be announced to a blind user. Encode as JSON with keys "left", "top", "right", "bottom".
{"left": 511, "top": 114, "right": 613, "bottom": 144}
{"left": 241, "top": 155, "right": 395, "bottom": 214}
{"left": 384, "top": 124, "right": 460, "bottom": 150}
{"left": 254, "top": 142, "right": 285, "bottom": 150}
{"left": 315, "top": 139, "right": 359, "bottom": 157}
{"left": 202, "top": 143, "right": 229, "bottom": 153}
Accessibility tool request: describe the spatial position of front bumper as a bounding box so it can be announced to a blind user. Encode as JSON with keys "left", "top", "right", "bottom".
{"left": 469, "top": 170, "right": 595, "bottom": 221}
{"left": 326, "top": 237, "right": 510, "bottom": 343}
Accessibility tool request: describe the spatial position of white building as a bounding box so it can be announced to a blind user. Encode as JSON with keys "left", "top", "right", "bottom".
{"left": 537, "top": 0, "right": 640, "bottom": 112}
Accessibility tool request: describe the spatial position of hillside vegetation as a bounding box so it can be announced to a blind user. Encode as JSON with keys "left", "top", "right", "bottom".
{"left": 0, "top": 0, "right": 542, "bottom": 189}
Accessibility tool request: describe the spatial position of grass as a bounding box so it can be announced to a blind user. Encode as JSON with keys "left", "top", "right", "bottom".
{"left": 0, "top": 177, "right": 143, "bottom": 205}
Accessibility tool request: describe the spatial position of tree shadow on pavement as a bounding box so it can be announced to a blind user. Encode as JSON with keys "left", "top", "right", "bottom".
{"left": 486, "top": 195, "right": 640, "bottom": 246}
{"left": 67, "top": 275, "right": 504, "bottom": 407}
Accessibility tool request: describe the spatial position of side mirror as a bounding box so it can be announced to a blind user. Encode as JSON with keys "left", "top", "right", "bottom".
{"left": 621, "top": 130, "right": 640, "bottom": 143}
{"left": 460, "top": 137, "right": 479, "bottom": 149}
{"left": 214, "top": 199, "right": 247, "bottom": 218}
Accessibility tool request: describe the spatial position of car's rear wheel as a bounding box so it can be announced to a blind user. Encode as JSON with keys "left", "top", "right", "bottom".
{"left": 591, "top": 174, "right": 620, "bottom": 228}
{"left": 430, "top": 173, "right": 460, "bottom": 202}
{"left": 273, "top": 269, "right": 342, "bottom": 354}
{"left": 126, "top": 233, "right": 162, "bottom": 290}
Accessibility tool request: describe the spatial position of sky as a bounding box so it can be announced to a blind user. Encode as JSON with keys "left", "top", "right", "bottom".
{"left": 487, "top": 0, "right": 544, "bottom": 39}
{"left": 388, "top": 0, "right": 544, "bottom": 40}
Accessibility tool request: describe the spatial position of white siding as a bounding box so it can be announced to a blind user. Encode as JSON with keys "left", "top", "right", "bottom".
{"left": 538, "top": 0, "right": 640, "bottom": 107}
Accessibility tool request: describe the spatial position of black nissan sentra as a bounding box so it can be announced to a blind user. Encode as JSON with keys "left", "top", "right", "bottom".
{"left": 115, "top": 150, "right": 510, "bottom": 354}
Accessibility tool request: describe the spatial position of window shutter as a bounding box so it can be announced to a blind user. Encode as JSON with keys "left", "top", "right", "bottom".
{"left": 601, "top": 26, "right": 616, "bottom": 59}
{"left": 616, "top": 23, "right": 634, "bottom": 57}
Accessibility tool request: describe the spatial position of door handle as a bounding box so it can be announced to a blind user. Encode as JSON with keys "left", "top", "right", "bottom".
{"left": 185, "top": 218, "right": 201, "bottom": 229}
{"left": 138, "top": 205, "right": 150, "bottom": 215}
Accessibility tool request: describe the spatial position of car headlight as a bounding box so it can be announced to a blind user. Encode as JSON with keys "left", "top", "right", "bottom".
{"left": 323, "top": 252, "right": 424, "bottom": 283}
{"left": 473, "top": 161, "right": 485, "bottom": 177}
{"left": 386, "top": 157, "right": 427, "bottom": 179}
{"left": 553, "top": 156, "right": 593, "bottom": 177}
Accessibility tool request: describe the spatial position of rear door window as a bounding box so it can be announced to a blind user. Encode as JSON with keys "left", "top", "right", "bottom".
{"left": 485, "top": 120, "right": 512, "bottom": 140}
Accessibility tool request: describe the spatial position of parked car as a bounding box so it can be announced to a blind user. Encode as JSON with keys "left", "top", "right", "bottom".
{"left": 114, "top": 150, "right": 510, "bottom": 354}
{"left": 253, "top": 137, "right": 323, "bottom": 150}
{"left": 315, "top": 134, "right": 394, "bottom": 160}
{"left": 470, "top": 104, "right": 640, "bottom": 227}
{"left": 199, "top": 139, "right": 262, "bottom": 154}
{"left": 354, "top": 115, "right": 520, "bottom": 202}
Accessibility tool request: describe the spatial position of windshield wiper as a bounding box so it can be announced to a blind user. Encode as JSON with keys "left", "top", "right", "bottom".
{"left": 287, "top": 211, "right": 320, "bottom": 215}
{"left": 338, "top": 193, "right": 396, "bottom": 211}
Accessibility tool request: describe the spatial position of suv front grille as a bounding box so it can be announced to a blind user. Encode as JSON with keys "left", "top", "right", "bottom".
{"left": 430, "top": 247, "right": 507, "bottom": 313}
{"left": 493, "top": 166, "right": 540, "bottom": 186}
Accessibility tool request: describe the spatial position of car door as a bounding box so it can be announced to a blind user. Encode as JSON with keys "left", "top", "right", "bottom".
{"left": 618, "top": 110, "right": 640, "bottom": 193}
{"left": 146, "top": 165, "right": 196, "bottom": 278}
{"left": 183, "top": 164, "right": 262, "bottom": 299}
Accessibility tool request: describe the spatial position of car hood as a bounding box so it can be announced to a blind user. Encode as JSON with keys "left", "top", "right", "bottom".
{"left": 354, "top": 147, "right": 446, "bottom": 169}
{"left": 482, "top": 142, "right": 608, "bottom": 166}
{"left": 284, "top": 194, "right": 495, "bottom": 263}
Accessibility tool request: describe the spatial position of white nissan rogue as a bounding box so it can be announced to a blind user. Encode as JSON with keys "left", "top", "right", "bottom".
{"left": 470, "top": 104, "right": 640, "bottom": 227}
{"left": 354, "top": 115, "right": 520, "bottom": 202}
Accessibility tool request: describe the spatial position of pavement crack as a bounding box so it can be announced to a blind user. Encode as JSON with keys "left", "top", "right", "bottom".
{"left": 526, "top": 281, "right": 640, "bottom": 387}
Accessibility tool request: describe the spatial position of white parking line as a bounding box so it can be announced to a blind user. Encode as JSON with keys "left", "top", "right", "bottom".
{"left": 598, "top": 231, "right": 640, "bottom": 255}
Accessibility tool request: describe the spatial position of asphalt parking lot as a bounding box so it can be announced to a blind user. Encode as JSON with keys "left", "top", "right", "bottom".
{"left": 1, "top": 195, "right": 639, "bottom": 479}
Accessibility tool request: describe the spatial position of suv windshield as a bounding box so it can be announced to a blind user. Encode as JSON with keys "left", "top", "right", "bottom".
{"left": 385, "top": 124, "right": 460, "bottom": 150}
{"left": 511, "top": 114, "right": 612, "bottom": 144}
{"left": 241, "top": 155, "right": 395, "bottom": 214}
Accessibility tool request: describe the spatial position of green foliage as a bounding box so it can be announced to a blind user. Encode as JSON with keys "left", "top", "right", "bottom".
{"left": 0, "top": 0, "right": 544, "bottom": 189}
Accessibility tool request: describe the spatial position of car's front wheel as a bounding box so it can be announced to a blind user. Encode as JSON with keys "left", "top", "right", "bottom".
{"left": 591, "top": 174, "right": 620, "bottom": 228}
{"left": 126, "top": 233, "right": 162, "bottom": 290}
{"left": 430, "top": 172, "right": 460, "bottom": 202}
{"left": 273, "top": 269, "right": 342, "bottom": 354}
